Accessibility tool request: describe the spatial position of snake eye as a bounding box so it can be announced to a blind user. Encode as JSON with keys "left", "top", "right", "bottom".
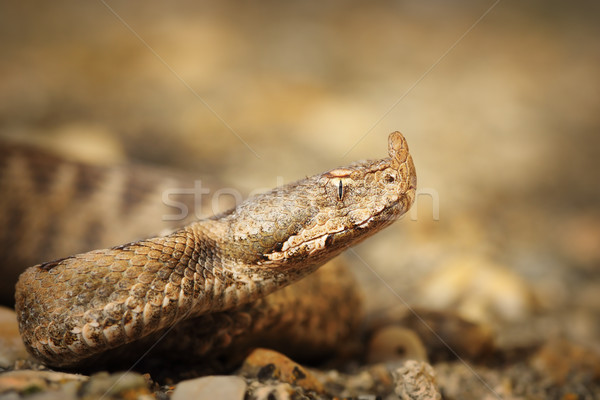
{"left": 337, "top": 180, "right": 343, "bottom": 201}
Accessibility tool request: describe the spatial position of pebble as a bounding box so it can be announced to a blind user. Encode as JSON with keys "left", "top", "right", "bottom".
{"left": 417, "top": 256, "right": 536, "bottom": 323}
{"left": 367, "top": 326, "right": 428, "bottom": 364}
{"left": 0, "top": 307, "right": 29, "bottom": 368}
{"left": 0, "top": 370, "right": 85, "bottom": 398}
{"left": 171, "top": 375, "right": 246, "bottom": 400}
{"left": 393, "top": 360, "right": 441, "bottom": 400}
{"left": 246, "top": 380, "right": 318, "bottom": 400}
{"left": 78, "top": 371, "right": 152, "bottom": 400}
{"left": 396, "top": 309, "right": 494, "bottom": 361}
{"left": 530, "top": 338, "right": 600, "bottom": 385}
{"left": 238, "top": 348, "right": 324, "bottom": 394}
{"left": 314, "top": 365, "right": 394, "bottom": 399}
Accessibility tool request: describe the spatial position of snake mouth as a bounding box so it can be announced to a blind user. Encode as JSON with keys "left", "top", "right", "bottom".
{"left": 262, "top": 227, "right": 344, "bottom": 263}
{"left": 261, "top": 200, "right": 404, "bottom": 264}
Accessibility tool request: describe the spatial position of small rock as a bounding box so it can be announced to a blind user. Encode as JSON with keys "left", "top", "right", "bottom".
{"left": 171, "top": 375, "right": 246, "bottom": 400}
{"left": 312, "top": 365, "right": 395, "bottom": 399}
{"left": 239, "top": 348, "right": 324, "bottom": 394}
{"left": 0, "top": 371, "right": 46, "bottom": 395}
{"left": 393, "top": 360, "right": 441, "bottom": 400}
{"left": 417, "top": 256, "right": 536, "bottom": 323}
{"left": 0, "top": 370, "right": 85, "bottom": 397}
{"left": 530, "top": 338, "right": 600, "bottom": 385}
{"left": 245, "top": 381, "right": 309, "bottom": 400}
{"left": 79, "top": 371, "right": 151, "bottom": 399}
{"left": 396, "top": 309, "right": 494, "bottom": 361}
{"left": 367, "top": 326, "right": 428, "bottom": 364}
{"left": 0, "top": 306, "right": 30, "bottom": 368}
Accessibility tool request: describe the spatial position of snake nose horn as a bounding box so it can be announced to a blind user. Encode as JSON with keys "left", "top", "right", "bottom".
{"left": 388, "top": 131, "right": 409, "bottom": 164}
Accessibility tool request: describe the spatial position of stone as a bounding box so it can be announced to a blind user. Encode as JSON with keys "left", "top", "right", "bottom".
{"left": 530, "top": 338, "right": 600, "bottom": 385}
{"left": 367, "top": 326, "right": 427, "bottom": 364}
{"left": 393, "top": 360, "right": 441, "bottom": 400}
{"left": 0, "top": 370, "right": 85, "bottom": 398}
{"left": 312, "top": 365, "right": 395, "bottom": 399}
{"left": 245, "top": 381, "right": 304, "bottom": 400}
{"left": 79, "top": 371, "right": 152, "bottom": 399}
{"left": 417, "top": 256, "right": 535, "bottom": 323}
{"left": 239, "top": 348, "right": 324, "bottom": 393}
{"left": 171, "top": 375, "right": 246, "bottom": 400}
{"left": 396, "top": 309, "right": 494, "bottom": 361}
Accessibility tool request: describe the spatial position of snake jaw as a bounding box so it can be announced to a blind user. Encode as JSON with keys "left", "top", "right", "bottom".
{"left": 262, "top": 196, "right": 404, "bottom": 265}
{"left": 262, "top": 233, "right": 333, "bottom": 263}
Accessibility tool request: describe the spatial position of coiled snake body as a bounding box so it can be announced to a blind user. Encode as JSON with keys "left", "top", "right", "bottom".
{"left": 15, "top": 132, "right": 416, "bottom": 368}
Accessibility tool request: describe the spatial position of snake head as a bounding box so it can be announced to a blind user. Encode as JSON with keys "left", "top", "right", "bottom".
{"left": 225, "top": 131, "right": 416, "bottom": 271}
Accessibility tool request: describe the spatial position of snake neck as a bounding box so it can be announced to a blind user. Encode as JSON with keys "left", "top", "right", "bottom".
{"left": 184, "top": 216, "right": 323, "bottom": 317}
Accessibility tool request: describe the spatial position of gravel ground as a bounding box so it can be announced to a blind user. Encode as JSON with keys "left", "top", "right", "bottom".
{"left": 1, "top": 1, "right": 599, "bottom": 398}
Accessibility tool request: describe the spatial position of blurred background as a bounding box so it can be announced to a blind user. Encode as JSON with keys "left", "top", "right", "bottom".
{"left": 1, "top": 0, "right": 598, "bottom": 354}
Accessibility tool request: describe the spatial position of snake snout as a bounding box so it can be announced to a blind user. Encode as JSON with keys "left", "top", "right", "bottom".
{"left": 387, "top": 131, "right": 417, "bottom": 212}
{"left": 388, "top": 131, "right": 410, "bottom": 164}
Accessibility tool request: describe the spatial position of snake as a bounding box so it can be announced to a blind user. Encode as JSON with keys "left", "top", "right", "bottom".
{"left": 0, "top": 142, "right": 203, "bottom": 306}
{"left": 14, "top": 132, "right": 416, "bottom": 369}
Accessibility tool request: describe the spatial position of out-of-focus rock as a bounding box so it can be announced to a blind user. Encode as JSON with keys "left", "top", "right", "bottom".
{"left": 367, "top": 326, "right": 428, "bottom": 364}
{"left": 313, "top": 364, "right": 394, "bottom": 399}
{"left": 373, "top": 309, "right": 494, "bottom": 362}
{"left": 417, "top": 256, "right": 536, "bottom": 323}
{"left": 79, "top": 372, "right": 152, "bottom": 399}
{"left": 0, "top": 370, "right": 85, "bottom": 397}
{"left": 172, "top": 375, "right": 246, "bottom": 400}
{"left": 530, "top": 338, "right": 600, "bottom": 385}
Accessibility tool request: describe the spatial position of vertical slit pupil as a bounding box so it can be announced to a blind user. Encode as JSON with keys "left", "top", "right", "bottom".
{"left": 338, "top": 180, "right": 343, "bottom": 200}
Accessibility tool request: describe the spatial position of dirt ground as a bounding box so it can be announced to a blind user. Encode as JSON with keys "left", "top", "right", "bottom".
{"left": 1, "top": 1, "right": 599, "bottom": 399}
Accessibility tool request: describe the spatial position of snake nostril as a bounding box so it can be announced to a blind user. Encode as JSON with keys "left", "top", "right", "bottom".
{"left": 384, "top": 174, "right": 395, "bottom": 183}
